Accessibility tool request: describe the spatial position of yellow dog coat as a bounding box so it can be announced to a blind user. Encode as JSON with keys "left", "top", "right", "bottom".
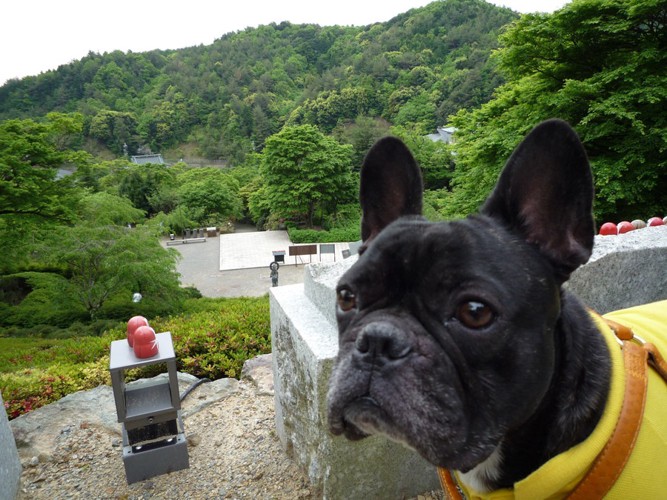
{"left": 443, "top": 300, "right": 667, "bottom": 499}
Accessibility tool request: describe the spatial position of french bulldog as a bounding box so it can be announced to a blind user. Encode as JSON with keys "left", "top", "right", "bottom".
{"left": 326, "top": 119, "right": 614, "bottom": 492}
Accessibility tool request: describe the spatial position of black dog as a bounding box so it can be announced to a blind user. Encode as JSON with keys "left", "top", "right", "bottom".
{"left": 327, "top": 120, "right": 624, "bottom": 493}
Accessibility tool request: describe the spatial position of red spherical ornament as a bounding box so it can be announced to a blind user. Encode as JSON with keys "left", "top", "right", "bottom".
{"left": 647, "top": 217, "right": 664, "bottom": 227}
{"left": 126, "top": 316, "right": 149, "bottom": 347}
{"left": 617, "top": 221, "right": 634, "bottom": 234}
{"left": 599, "top": 222, "right": 617, "bottom": 236}
{"left": 133, "top": 326, "right": 159, "bottom": 358}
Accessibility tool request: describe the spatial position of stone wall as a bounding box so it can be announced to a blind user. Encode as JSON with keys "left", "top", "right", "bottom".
{"left": 567, "top": 226, "right": 667, "bottom": 313}
{"left": 270, "top": 225, "right": 667, "bottom": 499}
{"left": 270, "top": 261, "right": 439, "bottom": 499}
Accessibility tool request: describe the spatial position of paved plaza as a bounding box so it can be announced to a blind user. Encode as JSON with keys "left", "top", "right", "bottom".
{"left": 165, "top": 227, "right": 351, "bottom": 297}
{"left": 219, "top": 230, "right": 348, "bottom": 270}
{"left": 219, "top": 230, "right": 291, "bottom": 270}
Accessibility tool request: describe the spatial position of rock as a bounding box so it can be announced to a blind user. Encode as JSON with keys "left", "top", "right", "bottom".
{"left": 241, "top": 353, "right": 274, "bottom": 395}
{"left": 0, "top": 391, "right": 22, "bottom": 500}
{"left": 180, "top": 377, "right": 239, "bottom": 418}
{"left": 271, "top": 264, "right": 440, "bottom": 499}
{"left": 186, "top": 433, "right": 202, "bottom": 447}
{"left": 10, "top": 385, "right": 117, "bottom": 461}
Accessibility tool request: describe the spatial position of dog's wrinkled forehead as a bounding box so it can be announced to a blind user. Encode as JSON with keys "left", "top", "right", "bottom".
{"left": 344, "top": 215, "right": 537, "bottom": 294}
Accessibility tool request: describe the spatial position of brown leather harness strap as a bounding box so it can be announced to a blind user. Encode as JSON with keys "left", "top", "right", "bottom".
{"left": 646, "top": 342, "right": 667, "bottom": 381}
{"left": 567, "top": 339, "right": 648, "bottom": 499}
{"left": 602, "top": 316, "right": 667, "bottom": 382}
{"left": 438, "top": 467, "right": 463, "bottom": 500}
{"left": 437, "top": 316, "right": 665, "bottom": 500}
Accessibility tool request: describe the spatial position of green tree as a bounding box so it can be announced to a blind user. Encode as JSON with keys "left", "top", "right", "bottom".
{"left": 259, "top": 125, "right": 356, "bottom": 227}
{"left": 449, "top": 0, "right": 667, "bottom": 222}
{"left": 116, "top": 163, "right": 175, "bottom": 215}
{"left": 39, "top": 224, "right": 182, "bottom": 319}
{"left": 391, "top": 126, "right": 454, "bottom": 190}
{"left": 44, "top": 112, "right": 85, "bottom": 151}
{"left": 393, "top": 92, "right": 437, "bottom": 135}
{"left": 77, "top": 192, "right": 145, "bottom": 226}
{"left": 176, "top": 168, "right": 244, "bottom": 226}
{"left": 89, "top": 110, "right": 139, "bottom": 154}
{"left": 333, "top": 116, "right": 391, "bottom": 169}
{"left": 0, "top": 118, "right": 81, "bottom": 222}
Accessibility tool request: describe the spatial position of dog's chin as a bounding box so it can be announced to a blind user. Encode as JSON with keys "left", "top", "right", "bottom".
{"left": 336, "top": 397, "right": 397, "bottom": 440}
{"left": 332, "top": 396, "right": 500, "bottom": 474}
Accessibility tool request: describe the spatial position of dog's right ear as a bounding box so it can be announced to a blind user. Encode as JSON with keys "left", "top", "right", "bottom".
{"left": 359, "top": 137, "right": 423, "bottom": 247}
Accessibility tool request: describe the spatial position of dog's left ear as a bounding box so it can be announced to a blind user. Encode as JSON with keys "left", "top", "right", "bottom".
{"left": 481, "top": 119, "right": 594, "bottom": 282}
{"left": 359, "top": 137, "right": 423, "bottom": 246}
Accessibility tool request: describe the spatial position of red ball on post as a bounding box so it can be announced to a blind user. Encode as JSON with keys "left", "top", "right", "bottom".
{"left": 126, "top": 316, "right": 149, "bottom": 347}
{"left": 647, "top": 217, "right": 664, "bottom": 227}
{"left": 133, "top": 325, "right": 159, "bottom": 358}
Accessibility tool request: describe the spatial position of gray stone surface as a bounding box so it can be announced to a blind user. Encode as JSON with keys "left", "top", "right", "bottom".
{"left": 568, "top": 226, "right": 667, "bottom": 313}
{"left": 271, "top": 269, "right": 439, "bottom": 499}
{"left": 0, "top": 391, "right": 21, "bottom": 500}
{"left": 304, "top": 259, "right": 356, "bottom": 327}
{"left": 241, "top": 353, "right": 274, "bottom": 395}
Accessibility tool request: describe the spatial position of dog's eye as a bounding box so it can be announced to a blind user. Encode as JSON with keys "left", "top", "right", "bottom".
{"left": 337, "top": 288, "right": 357, "bottom": 312}
{"left": 455, "top": 301, "right": 494, "bottom": 329}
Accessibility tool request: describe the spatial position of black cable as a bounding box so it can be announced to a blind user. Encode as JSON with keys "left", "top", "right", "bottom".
{"left": 179, "top": 377, "right": 211, "bottom": 402}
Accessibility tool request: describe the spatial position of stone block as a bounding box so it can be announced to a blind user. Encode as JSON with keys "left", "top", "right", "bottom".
{"left": 271, "top": 263, "right": 439, "bottom": 499}
{"left": 0, "top": 391, "right": 21, "bottom": 500}
{"left": 568, "top": 226, "right": 667, "bottom": 313}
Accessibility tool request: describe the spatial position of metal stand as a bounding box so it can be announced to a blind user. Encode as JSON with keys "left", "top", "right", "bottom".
{"left": 109, "top": 332, "right": 189, "bottom": 484}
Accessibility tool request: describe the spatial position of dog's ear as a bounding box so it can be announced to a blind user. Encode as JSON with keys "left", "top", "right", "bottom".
{"left": 481, "top": 119, "right": 594, "bottom": 282}
{"left": 360, "top": 137, "right": 423, "bottom": 245}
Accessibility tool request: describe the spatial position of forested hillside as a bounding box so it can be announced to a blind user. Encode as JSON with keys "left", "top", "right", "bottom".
{"left": 1, "top": 0, "right": 665, "bottom": 337}
{"left": 0, "top": 0, "right": 517, "bottom": 163}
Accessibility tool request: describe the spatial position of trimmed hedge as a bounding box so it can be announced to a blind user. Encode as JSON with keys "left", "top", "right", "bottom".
{"left": 288, "top": 226, "right": 360, "bottom": 244}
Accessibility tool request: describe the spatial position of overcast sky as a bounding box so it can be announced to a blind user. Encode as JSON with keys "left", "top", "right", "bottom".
{"left": 1, "top": 0, "right": 569, "bottom": 86}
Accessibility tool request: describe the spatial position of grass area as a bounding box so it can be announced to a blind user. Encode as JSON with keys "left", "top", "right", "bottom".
{"left": 0, "top": 296, "right": 271, "bottom": 419}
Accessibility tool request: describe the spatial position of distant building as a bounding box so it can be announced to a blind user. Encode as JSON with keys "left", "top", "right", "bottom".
{"left": 56, "top": 166, "right": 76, "bottom": 179}
{"left": 130, "top": 154, "right": 165, "bottom": 165}
{"left": 427, "top": 126, "right": 457, "bottom": 144}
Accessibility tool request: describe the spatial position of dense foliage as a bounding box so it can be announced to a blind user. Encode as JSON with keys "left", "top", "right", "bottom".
{"left": 0, "top": 297, "right": 271, "bottom": 419}
{"left": 447, "top": 0, "right": 667, "bottom": 223}
{"left": 256, "top": 125, "right": 356, "bottom": 227}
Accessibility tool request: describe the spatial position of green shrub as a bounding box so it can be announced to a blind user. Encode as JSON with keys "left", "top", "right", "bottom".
{"left": 1, "top": 272, "right": 88, "bottom": 328}
{"left": 287, "top": 204, "right": 361, "bottom": 243}
{"left": 1, "top": 359, "right": 111, "bottom": 419}
{"left": 1, "top": 296, "right": 271, "bottom": 419}
{"left": 151, "top": 297, "right": 271, "bottom": 379}
{"left": 288, "top": 225, "right": 360, "bottom": 244}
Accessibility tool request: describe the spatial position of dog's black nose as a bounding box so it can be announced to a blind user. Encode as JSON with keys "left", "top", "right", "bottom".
{"left": 355, "top": 322, "right": 412, "bottom": 360}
